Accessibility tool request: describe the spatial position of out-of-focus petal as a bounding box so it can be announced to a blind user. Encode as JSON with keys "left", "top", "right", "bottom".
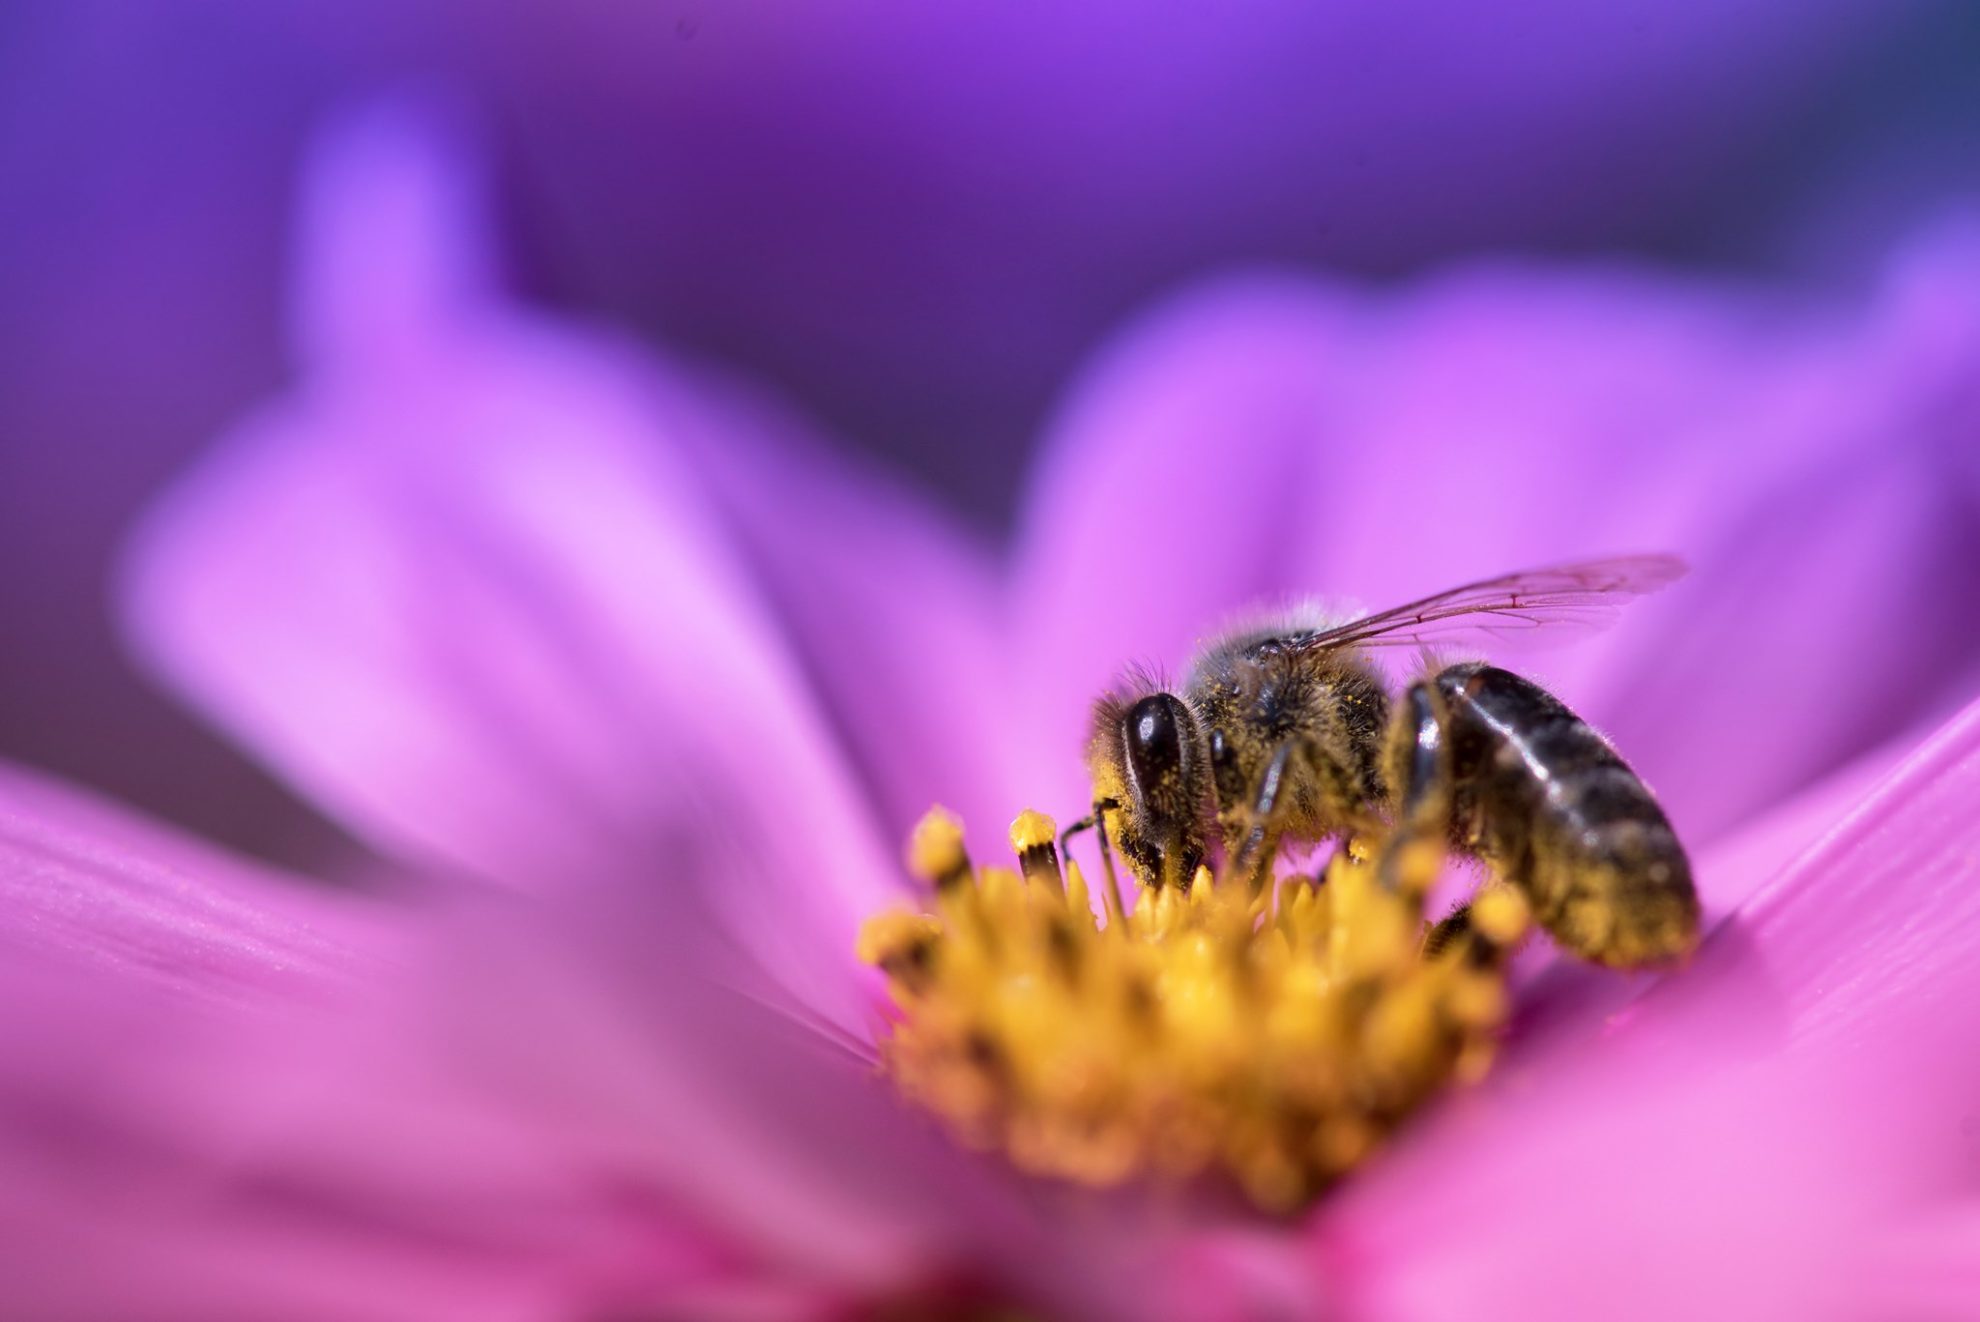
{"left": 0, "top": 757, "right": 388, "bottom": 1005}
{"left": 0, "top": 768, "right": 1127, "bottom": 1321}
{"left": 1849, "top": 1201, "right": 1980, "bottom": 1321}
{"left": 1510, "top": 714, "right": 1919, "bottom": 1047}
{"left": 124, "top": 326, "right": 898, "bottom": 1034}
{"left": 312, "top": 93, "right": 1021, "bottom": 847}
{"left": 388, "top": 875, "right": 1170, "bottom": 1322}
{"left": 659, "top": 366, "right": 1021, "bottom": 848}
{"left": 0, "top": 762, "right": 730, "bottom": 1322}
{"left": 290, "top": 93, "right": 500, "bottom": 370}
{"left": 1014, "top": 235, "right": 1980, "bottom": 839}
{"left": 1659, "top": 688, "right": 1980, "bottom": 1061}
{"left": 1318, "top": 690, "right": 1980, "bottom": 1321}
{"left": 1008, "top": 280, "right": 1366, "bottom": 813}
{"left": 120, "top": 100, "right": 926, "bottom": 1033}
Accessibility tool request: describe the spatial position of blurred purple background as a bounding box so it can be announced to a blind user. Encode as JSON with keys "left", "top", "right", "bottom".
{"left": 3, "top": 0, "right": 1979, "bottom": 868}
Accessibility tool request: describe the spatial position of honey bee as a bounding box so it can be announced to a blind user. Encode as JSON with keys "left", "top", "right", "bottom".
{"left": 1076, "top": 555, "right": 1700, "bottom": 969}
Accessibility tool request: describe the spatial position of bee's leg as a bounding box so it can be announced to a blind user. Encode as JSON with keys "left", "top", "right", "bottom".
{"left": 1059, "top": 813, "right": 1095, "bottom": 856}
{"left": 1429, "top": 662, "right": 1698, "bottom": 967}
{"left": 1076, "top": 800, "right": 1129, "bottom": 926}
{"left": 1226, "top": 741, "right": 1298, "bottom": 891}
{"left": 1377, "top": 679, "right": 1453, "bottom": 900}
{"left": 1383, "top": 675, "right": 1563, "bottom": 964}
{"left": 1423, "top": 903, "right": 1475, "bottom": 958}
{"left": 1424, "top": 895, "right": 1540, "bottom": 970}
{"left": 1381, "top": 679, "right": 1506, "bottom": 960}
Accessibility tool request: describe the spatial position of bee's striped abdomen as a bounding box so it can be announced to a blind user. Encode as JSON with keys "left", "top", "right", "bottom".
{"left": 1434, "top": 662, "right": 1698, "bottom": 967}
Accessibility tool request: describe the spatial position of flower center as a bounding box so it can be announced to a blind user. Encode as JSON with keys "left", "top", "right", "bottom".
{"left": 857, "top": 807, "right": 1530, "bottom": 1212}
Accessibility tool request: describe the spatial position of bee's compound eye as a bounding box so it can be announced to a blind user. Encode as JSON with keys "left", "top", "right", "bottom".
{"left": 1124, "top": 693, "right": 1187, "bottom": 786}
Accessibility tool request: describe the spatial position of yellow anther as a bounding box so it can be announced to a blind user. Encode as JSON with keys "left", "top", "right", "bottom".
{"left": 860, "top": 805, "right": 1514, "bottom": 1212}
{"left": 1314, "top": 1113, "right": 1379, "bottom": 1178}
{"left": 1382, "top": 835, "right": 1445, "bottom": 898}
{"left": 1472, "top": 885, "right": 1532, "bottom": 946}
{"left": 1447, "top": 969, "right": 1509, "bottom": 1030}
{"left": 1009, "top": 809, "right": 1057, "bottom": 853}
{"left": 856, "top": 907, "right": 943, "bottom": 997}
{"left": 906, "top": 805, "right": 971, "bottom": 889}
{"left": 1008, "top": 809, "right": 1065, "bottom": 896}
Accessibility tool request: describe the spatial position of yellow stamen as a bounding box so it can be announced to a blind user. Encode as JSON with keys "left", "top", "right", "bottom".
{"left": 1008, "top": 810, "right": 1065, "bottom": 896}
{"left": 905, "top": 805, "right": 972, "bottom": 890}
{"left": 861, "top": 806, "right": 1524, "bottom": 1212}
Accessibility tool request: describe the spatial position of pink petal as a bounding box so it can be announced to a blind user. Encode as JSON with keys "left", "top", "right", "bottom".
{"left": 1848, "top": 1201, "right": 1980, "bottom": 1320}
{"left": 0, "top": 761, "right": 725, "bottom": 1320}
{"left": 1013, "top": 240, "right": 1980, "bottom": 841}
{"left": 384, "top": 880, "right": 1142, "bottom": 1320}
{"left": 308, "top": 93, "right": 1024, "bottom": 849}
{"left": 1008, "top": 280, "right": 1364, "bottom": 816}
{"left": 0, "top": 757, "right": 389, "bottom": 1005}
{"left": 1510, "top": 714, "right": 1920, "bottom": 1046}
{"left": 0, "top": 763, "right": 1034, "bottom": 1320}
{"left": 657, "top": 364, "right": 1022, "bottom": 850}
{"left": 1664, "top": 687, "right": 1980, "bottom": 1063}
{"left": 121, "top": 102, "right": 910, "bottom": 1034}
{"left": 1319, "top": 689, "right": 1980, "bottom": 1320}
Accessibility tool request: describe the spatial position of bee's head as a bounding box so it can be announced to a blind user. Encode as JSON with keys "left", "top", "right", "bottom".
{"left": 1085, "top": 689, "right": 1209, "bottom": 890}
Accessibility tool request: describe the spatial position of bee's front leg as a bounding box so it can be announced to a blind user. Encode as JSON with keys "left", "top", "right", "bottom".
{"left": 1221, "top": 740, "right": 1299, "bottom": 891}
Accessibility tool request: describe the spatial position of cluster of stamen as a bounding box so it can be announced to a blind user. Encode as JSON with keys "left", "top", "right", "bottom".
{"left": 857, "top": 808, "right": 1530, "bottom": 1212}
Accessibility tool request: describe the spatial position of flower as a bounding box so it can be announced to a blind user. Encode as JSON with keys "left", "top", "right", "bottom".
{"left": 5, "top": 98, "right": 1980, "bottom": 1319}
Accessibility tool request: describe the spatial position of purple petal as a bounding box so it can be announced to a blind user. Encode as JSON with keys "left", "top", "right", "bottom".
{"left": 1317, "top": 689, "right": 1980, "bottom": 1319}
{"left": 122, "top": 102, "right": 920, "bottom": 1033}
{"left": 0, "top": 756, "right": 388, "bottom": 1004}
{"left": 0, "top": 761, "right": 724, "bottom": 1320}
{"left": 656, "top": 366, "right": 1022, "bottom": 850}
{"left": 307, "top": 95, "right": 1021, "bottom": 845}
{"left": 1008, "top": 281, "right": 1367, "bottom": 816}
{"left": 1014, "top": 236, "right": 1980, "bottom": 839}
{"left": 290, "top": 92, "right": 501, "bottom": 370}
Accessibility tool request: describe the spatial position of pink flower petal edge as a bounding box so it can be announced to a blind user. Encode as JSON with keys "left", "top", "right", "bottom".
{"left": 0, "top": 757, "right": 391, "bottom": 1005}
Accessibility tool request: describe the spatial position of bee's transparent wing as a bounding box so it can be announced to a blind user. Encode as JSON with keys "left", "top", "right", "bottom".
{"left": 1288, "top": 554, "right": 1686, "bottom": 653}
